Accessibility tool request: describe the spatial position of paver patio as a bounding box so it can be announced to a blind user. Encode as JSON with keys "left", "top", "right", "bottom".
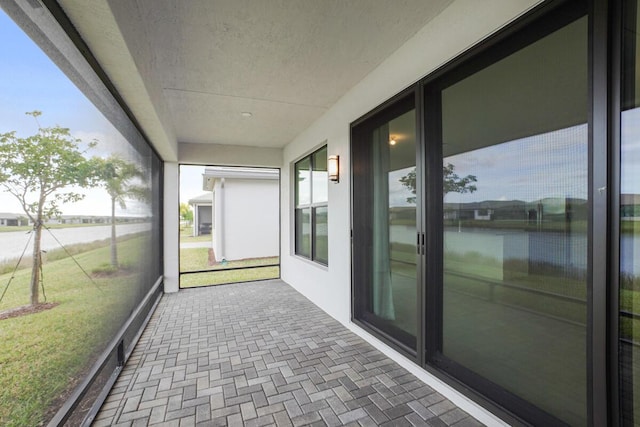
{"left": 93, "top": 279, "right": 484, "bottom": 427}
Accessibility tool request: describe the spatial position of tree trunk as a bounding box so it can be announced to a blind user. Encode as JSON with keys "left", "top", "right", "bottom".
{"left": 30, "top": 221, "right": 42, "bottom": 306}
{"left": 111, "top": 197, "right": 118, "bottom": 267}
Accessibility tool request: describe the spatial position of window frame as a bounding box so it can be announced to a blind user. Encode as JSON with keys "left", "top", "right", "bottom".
{"left": 294, "top": 145, "right": 329, "bottom": 266}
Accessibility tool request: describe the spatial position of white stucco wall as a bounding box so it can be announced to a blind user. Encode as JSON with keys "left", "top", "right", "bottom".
{"left": 279, "top": 1, "right": 542, "bottom": 425}
{"left": 215, "top": 179, "right": 279, "bottom": 261}
{"left": 163, "top": 162, "right": 180, "bottom": 293}
{"left": 213, "top": 178, "right": 280, "bottom": 261}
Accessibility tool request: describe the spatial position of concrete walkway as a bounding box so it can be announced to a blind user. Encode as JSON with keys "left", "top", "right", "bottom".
{"left": 93, "top": 280, "right": 484, "bottom": 427}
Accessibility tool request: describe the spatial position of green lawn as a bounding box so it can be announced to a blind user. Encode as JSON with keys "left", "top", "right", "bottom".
{"left": 180, "top": 247, "right": 277, "bottom": 272}
{"left": 180, "top": 266, "right": 280, "bottom": 287}
{"left": 0, "top": 237, "right": 148, "bottom": 427}
{"left": 0, "top": 234, "right": 143, "bottom": 275}
{"left": 179, "top": 226, "right": 210, "bottom": 243}
{"left": 179, "top": 247, "right": 279, "bottom": 287}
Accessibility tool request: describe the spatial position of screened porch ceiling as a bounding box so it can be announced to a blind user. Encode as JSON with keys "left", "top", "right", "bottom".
{"left": 56, "top": 0, "right": 454, "bottom": 161}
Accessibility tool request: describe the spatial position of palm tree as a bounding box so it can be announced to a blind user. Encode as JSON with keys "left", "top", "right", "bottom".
{"left": 94, "top": 155, "right": 146, "bottom": 267}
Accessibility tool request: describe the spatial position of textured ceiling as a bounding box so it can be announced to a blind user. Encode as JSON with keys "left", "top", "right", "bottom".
{"left": 60, "top": 0, "right": 454, "bottom": 154}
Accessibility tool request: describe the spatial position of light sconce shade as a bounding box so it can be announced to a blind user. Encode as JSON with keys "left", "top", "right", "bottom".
{"left": 389, "top": 136, "right": 397, "bottom": 146}
{"left": 328, "top": 154, "right": 339, "bottom": 182}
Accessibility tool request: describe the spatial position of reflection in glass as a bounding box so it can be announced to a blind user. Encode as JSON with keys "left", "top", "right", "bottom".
{"left": 294, "top": 147, "right": 328, "bottom": 264}
{"left": 441, "top": 16, "right": 588, "bottom": 425}
{"left": 296, "top": 157, "right": 311, "bottom": 205}
{"left": 621, "top": 1, "right": 640, "bottom": 423}
{"left": 313, "top": 206, "right": 328, "bottom": 265}
{"left": 312, "top": 147, "right": 328, "bottom": 203}
{"left": 296, "top": 208, "right": 311, "bottom": 258}
{"left": 353, "top": 105, "right": 417, "bottom": 347}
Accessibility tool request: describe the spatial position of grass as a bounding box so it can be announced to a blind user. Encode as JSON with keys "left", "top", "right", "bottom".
{"left": 180, "top": 266, "right": 280, "bottom": 287}
{"left": 179, "top": 247, "right": 279, "bottom": 287}
{"left": 390, "top": 235, "right": 640, "bottom": 340}
{"left": 179, "top": 247, "right": 278, "bottom": 272}
{"left": 179, "top": 227, "right": 210, "bottom": 243}
{"left": 0, "top": 233, "right": 143, "bottom": 275}
{"left": 0, "top": 236, "right": 149, "bottom": 427}
{"left": 438, "top": 249, "right": 589, "bottom": 324}
{"left": 622, "top": 219, "right": 640, "bottom": 234}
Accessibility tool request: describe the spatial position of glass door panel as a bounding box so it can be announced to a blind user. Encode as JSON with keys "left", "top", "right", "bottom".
{"left": 439, "top": 16, "right": 588, "bottom": 425}
{"left": 353, "top": 98, "right": 419, "bottom": 349}
{"left": 621, "top": 1, "right": 640, "bottom": 423}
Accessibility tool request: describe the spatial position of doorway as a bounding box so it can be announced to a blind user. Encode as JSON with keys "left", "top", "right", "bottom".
{"left": 178, "top": 164, "right": 280, "bottom": 288}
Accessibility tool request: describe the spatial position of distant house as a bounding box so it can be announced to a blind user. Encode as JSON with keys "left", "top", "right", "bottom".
{"left": 0, "top": 213, "right": 28, "bottom": 227}
{"left": 443, "top": 197, "right": 588, "bottom": 224}
{"left": 188, "top": 193, "right": 213, "bottom": 236}
{"left": 202, "top": 167, "right": 279, "bottom": 262}
{"left": 621, "top": 194, "right": 640, "bottom": 219}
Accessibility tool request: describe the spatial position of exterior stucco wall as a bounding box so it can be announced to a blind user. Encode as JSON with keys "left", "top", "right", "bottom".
{"left": 279, "top": 0, "right": 542, "bottom": 425}
{"left": 164, "top": 162, "right": 180, "bottom": 293}
{"left": 212, "top": 179, "right": 279, "bottom": 262}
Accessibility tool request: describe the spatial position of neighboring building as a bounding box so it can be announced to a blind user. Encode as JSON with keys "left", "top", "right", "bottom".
{"left": 37, "top": 215, "right": 146, "bottom": 225}
{"left": 188, "top": 192, "right": 212, "bottom": 236}
{"left": 0, "top": 213, "right": 116, "bottom": 226}
{"left": 202, "top": 167, "right": 279, "bottom": 262}
{"left": 622, "top": 193, "right": 640, "bottom": 219}
{"left": 0, "top": 213, "right": 27, "bottom": 227}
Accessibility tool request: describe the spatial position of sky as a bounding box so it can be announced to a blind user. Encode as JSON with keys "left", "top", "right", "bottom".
{"left": 388, "top": 118, "right": 640, "bottom": 207}
{"left": 180, "top": 165, "right": 208, "bottom": 205}
{"left": 0, "top": 8, "right": 147, "bottom": 217}
{"left": 0, "top": 6, "right": 263, "bottom": 217}
{"left": 388, "top": 125, "right": 590, "bottom": 207}
{"left": 443, "top": 124, "right": 589, "bottom": 204}
{"left": 622, "top": 107, "right": 640, "bottom": 194}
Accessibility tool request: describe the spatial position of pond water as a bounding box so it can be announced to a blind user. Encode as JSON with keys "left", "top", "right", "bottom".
{"left": 0, "top": 223, "right": 151, "bottom": 262}
{"left": 390, "top": 224, "right": 639, "bottom": 276}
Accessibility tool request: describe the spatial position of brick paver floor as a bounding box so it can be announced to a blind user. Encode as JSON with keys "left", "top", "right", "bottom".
{"left": 93, "top": 279, "right": 484, "bottom": 427}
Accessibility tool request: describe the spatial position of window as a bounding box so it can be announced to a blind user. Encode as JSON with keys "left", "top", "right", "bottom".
{"left": 294, "top": 146, "right": 328, "bottom": 265}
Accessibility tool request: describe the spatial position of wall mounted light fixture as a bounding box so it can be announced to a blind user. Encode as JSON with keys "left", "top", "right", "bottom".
{"left": 328, "top": 154, "right": 339, "bottom": 182}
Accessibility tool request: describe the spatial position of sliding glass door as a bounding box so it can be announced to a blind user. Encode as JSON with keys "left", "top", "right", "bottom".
{"left": 352, "top": 93, "right": 419, "bottom": 351}
{"left": 621, "top": 0, "right": 640, "bottom": 423}
{"left": 352, "top": 2, "right": 590, "bottom": 425}
{"left": 434, "top": 13, "right": 588, "bottom": 425}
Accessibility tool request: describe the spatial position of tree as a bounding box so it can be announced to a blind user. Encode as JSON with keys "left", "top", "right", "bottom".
{"left": 0, "top": 111, "right": 97, "bottom": 305}
{"left": 399, "top": 163, "right": 477, "bottom": 204}
{"left": 93, "top": 155, "right": 146, "bottom": 268}
{"left": 180, "top": 203, "right": 193, "bottom": 224}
